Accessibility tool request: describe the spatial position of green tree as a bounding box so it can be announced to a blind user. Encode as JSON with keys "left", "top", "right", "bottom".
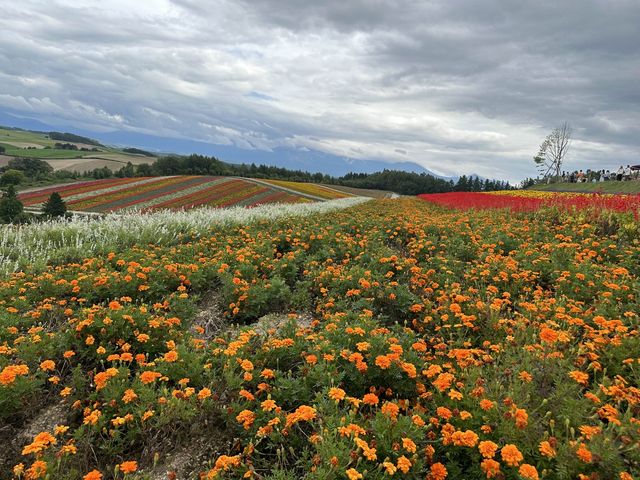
{"left": 41, "top": 192, "right": 67, "bottom": 217}
{"left": 0, "top": 169, "right": 26, "bottom": 186}
{"left": 8, "top": 157, "right": 53, "bottom": 177}
{"left": 0, "top": 185, "right": 24, "bottom": 223}
{"left": 0, "top": 145, "right": 5, "bottom": 154}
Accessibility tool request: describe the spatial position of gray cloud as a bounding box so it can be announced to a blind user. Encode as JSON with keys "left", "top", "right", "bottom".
{"left": 1, "top": 0, "right": 639, "bottom": 181}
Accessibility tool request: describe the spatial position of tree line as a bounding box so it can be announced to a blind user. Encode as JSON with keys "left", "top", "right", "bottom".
{"left": 0, "top": 154, "right": 512, "bottom": 212}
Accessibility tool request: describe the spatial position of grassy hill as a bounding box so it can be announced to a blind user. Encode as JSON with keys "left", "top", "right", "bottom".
{"left": 530, "top": 180, "right": 640, "bottom": 194}
{"left": 0, "top": 127, "right": 154, "bottom": 172}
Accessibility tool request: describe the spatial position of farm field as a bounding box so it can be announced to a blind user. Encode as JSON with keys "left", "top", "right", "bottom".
{"left": 0, "top": 193, "right": 638, "bottom": 479}
{"left": 18, "top": 176, "right": 320, "bottom": 213}
{"left": 0, "top": 128, "right": 151, "bottom": 169}
{"left": 257, "top": 179, "right": 353, "bottom": 200}
{"left": 419, "top": 190, "right": 640, "bottom": 213}
{"left": 322, "top": 184, "right": 398, "bottom": 199}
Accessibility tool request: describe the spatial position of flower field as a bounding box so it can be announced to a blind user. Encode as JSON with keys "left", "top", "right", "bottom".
{"left": 418, "top": 190, "right": 640, "bottom": 214}
{"left": 258, "top": 179, "right": 352, "bottom": 200}
{"left": 18, "top": 176, "right": 322, "bottom": 213}
{"left": 1, "top": 196, "right": 639, "bottom": 479}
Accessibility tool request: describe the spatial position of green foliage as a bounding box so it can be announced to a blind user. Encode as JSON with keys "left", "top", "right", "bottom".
{"left": 41, "top": 191, "right": 67, "bottom": 217}
{"left": 7, "top": 157, "right": 54, "bottom": 176}
{"left": 0, "top": 185, "right": 24, "bottom": 222}
{"left": 48, "top": 131, "right": 102, "bottom": 146}
{"left": 0, "top": 169, "right": 26, "bottom": 186}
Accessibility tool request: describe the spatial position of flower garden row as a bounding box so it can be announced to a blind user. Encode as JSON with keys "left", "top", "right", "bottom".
{"left": 18, "top": 177, "right": 352, "bottom": 213}
{"left": 1, "top": 197, "right": 639, "bottom": 479}
{"left": 418, "top": 190, "right": 640, "bottom": 214}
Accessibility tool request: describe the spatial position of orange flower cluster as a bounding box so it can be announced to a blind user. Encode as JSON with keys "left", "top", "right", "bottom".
{"left": 1, "top": 197, "right": 638, "bottom": 479}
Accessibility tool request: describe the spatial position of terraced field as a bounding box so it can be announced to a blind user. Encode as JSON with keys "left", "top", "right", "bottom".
{"left": 18, "top": 176, "right": 319, "bottom": 213}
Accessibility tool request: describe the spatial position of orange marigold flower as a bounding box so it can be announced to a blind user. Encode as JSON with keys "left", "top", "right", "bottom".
{"left": 139, "top": 370, "right": 161, "bottom": 384}
{"left": 432, "top": 372, "right": 455, "bottom": 392}
{"left": 346, "top": 468, "right": 362, "bottom": 480}
{"left": 478, "top": 440, "right": 498, "bottom": 458}
{"left": 375, "top": 355, "right": 392, "bottom": 369}
{"left": 451, "top": 429, "right": 479, "bottom": 447}
{"left": 579, "top": 425, "right": 601, "bottom": 440}
{"left": 122, "top": 389, "right": 137, "bottom": 404}
{"left": 39, "top": 360, "right": 55, "bottom": 372}
{"left": 354, "top": 438, "right": 377, "bottom": 461}
{"left": 397, "top": 455, "right": 412, "bottom": 474}
{"left": 108, "top": 301, "right": 122, "bottom": 311}
{"left": 285, "top": 405, "right": 317, "bottom": 428}
{"left": 513, "top": 408, "right": 528, "bottom": 429}
{"left": 539, "top": 327, "right": 559, "bottom": 343}
{"left": 448, "top": 389, "right": 463, "bottom": 401}
{"left": 22, "top": 431, "right": 57, "bottom": 455}
{"left": 437, "top": 406, "right": 453, "bottom": 419}
{"left": 428, "top": 462, "right": 448, "bottom": 480}
{"left": 119, "top": 461, "right": 137, "bottom": 474}
{"left": 83, "top": 469, "right": 103, "bottom": 480}
{"left": 500, "top": 444, "right": 523, "bottom": 466}
{"left": 518, "top": 371, "right": 533, "bottom": 382}
{"left": 198, "top": 388, "right": 212, "bottom": 400}
{"left": 164, "top": 350, "right": 179, "bottom": 362}
{"left": 539, "top": 440, "right": 556, "bottom": 458}
{"left": 328, "top": 387, "right": 346, "bottom": 402}
{"left": 480, "top": 459, "right": 501, "bottom": 478}
{"left": 236, "top": 410, "right": 256, "bottom": 430}
{"left": 261, "top": 368, "right": 275, "bottom": 379}
{"left": 479, "top": 399, "right": 495, "bottom": 411}
{"left": 362, "top": 393, "right": 379, "bottom": 405}
{"left": 26, "top": 460, "right": 47, "bottom": 479}
{"left": 381, "top": 401, "right": 400, "bottom": 419}
{"left": 569, "top": 370, "right": 589, "bottom": 385}
{"left": 261, "top": 399, "right": 277, "bottom": 412}
{"left": 402, "top": 437, "right": 417, "bottom": 453}
{"left": 518, "top": 464, "right": 539, "bottom": 480}
{"left": 576, "top": 444, "right": 592, "bottom": 463}
{"left": 382, "top": 461, "right": 397, "bottom": 475}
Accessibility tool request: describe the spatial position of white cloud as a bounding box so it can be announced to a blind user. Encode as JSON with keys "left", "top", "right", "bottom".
{"left": 0, "top": 0, "right": 639, "bottom": 181}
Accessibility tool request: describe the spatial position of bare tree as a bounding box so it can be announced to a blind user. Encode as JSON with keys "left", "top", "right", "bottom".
{"left": 534, "top": 122, "right": 572, "bottom": 181}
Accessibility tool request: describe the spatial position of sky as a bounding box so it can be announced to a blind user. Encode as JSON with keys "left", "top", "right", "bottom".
{"left": 1, "top": 0, "right": 639, "bottom": 181}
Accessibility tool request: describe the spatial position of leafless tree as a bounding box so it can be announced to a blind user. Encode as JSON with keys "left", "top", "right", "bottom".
{"left": 534, "top": 122, "right": 572, "bottom": 180}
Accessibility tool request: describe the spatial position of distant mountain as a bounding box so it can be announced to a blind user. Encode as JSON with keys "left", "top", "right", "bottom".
{"left": 0, "top": 110, "right": 439, "bottom": 178}
{"left": 91, "top": 130, "right": 435, "bottom": 177}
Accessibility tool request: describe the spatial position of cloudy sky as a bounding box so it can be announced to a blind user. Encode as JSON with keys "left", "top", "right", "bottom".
{"left": 1, "top": 0, "right": 639, "bottom": 181}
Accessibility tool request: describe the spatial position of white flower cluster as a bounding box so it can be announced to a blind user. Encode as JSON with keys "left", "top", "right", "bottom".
{"left": 0, "top": 197, "right": 370, "bottom": 274}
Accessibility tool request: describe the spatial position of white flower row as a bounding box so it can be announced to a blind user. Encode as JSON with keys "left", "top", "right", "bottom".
{"left": 0, "top": 197, "right": 371, "bottom": 274}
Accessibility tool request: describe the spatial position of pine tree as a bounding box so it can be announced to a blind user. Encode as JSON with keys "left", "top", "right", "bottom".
{"left": 42, "top": 192, "right": 67, "bottom": 217}
{"left": 0, "top": 185, "right": 24, "bottom": 222}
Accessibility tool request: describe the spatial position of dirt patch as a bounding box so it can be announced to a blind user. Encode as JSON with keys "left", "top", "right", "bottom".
{"left": 193, "top": 290, "right": 226, "bottom": 339}
{"left": 251, "top": 312, "right": 313, "bottom": 335}
{"left": 0, "top": 402, "right": 67, "bottom": 476}
{"left": 18, "top": 402, "right": 67, "bottom": 443}
{"left": 0, "top": 154, "right": 14, "bottom": 166}
{"left": 47, "top": 158, "right": 127, "bottom": 172}
{"left": 143, "top": 407, "right": 237, "bottom": 480}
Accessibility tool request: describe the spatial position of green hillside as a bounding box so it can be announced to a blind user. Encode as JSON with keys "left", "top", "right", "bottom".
{"left": 0, "top": 127, "right": 150, "bottom": 160}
